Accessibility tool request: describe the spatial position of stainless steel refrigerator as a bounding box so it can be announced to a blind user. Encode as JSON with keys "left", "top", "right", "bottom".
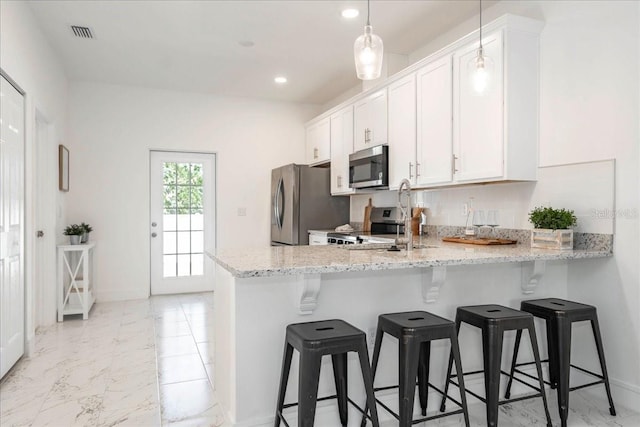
{"left": 271, "top": 164, "right": 349, "bottom": 245}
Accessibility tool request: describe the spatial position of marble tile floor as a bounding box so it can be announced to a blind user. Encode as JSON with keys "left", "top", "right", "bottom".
{"left": 0, "top": 292, "right": 637, "bottom": 427}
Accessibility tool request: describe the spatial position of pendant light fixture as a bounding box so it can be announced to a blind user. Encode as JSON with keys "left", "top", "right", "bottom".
{"left": 468, "top": 0, "right": 493, "bottom": 94}
{"left": 354, "top": 0, "right": 383, "bottom": 80}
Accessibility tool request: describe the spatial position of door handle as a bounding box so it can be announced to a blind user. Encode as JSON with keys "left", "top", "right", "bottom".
{"left": 151, "top": 222, "right": 157, "bottom": 227}
{"left": 37, "top": 230, "right": 44, "bottom": 238}
{"left": 151, "top": 232, "right": 158, "bottom": 238}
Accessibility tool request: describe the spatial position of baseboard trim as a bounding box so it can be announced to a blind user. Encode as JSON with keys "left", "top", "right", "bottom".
{"left": 95, "top": 289, "right": 149, "bottom": 302}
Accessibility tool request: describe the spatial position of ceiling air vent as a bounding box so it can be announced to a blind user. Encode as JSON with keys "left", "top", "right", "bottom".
{"left": 70, "top": 25, "right": 95, "bottom": 39}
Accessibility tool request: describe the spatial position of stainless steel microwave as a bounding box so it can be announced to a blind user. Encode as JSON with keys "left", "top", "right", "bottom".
{"left": 349, "top": 145, "right": 389, "bottom": 189}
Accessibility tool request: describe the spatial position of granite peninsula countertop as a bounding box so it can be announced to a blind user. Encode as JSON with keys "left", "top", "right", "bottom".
{"left": 213, "top": 237, "right": 612, "bottom": 278}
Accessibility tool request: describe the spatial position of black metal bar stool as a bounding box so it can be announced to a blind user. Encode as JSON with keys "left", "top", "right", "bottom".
{"left": 274, "top": 319, "right": 380, "bottom": 427}
{"left": 505, "top": 298, "right": 616, "bottom": 427}
{"left": 361, "top": 311, "right": 470, "bottom": 427}
{"left": 440, "top": 304, "right": 553, "bottom": 427}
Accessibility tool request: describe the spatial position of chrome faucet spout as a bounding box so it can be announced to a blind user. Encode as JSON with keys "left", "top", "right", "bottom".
{"left": 397, "top": 179, "right": 413, "bottom": 251}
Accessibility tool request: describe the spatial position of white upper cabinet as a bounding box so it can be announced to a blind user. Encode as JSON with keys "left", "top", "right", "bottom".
{"left": 416, "top": 55, "right": 453, "bottom": 186}
{"left": 330, "top": 106, "right": 355, "bottom": 195}
{"left": 353, "top": 89, "right": 387, "bottom": 152}
{"left": 305, "top": 117, "right": 330, "bottom": 165}
{"left": 452, "top": 25, "right": 539, "bottom": 184}
{"left": 388, "top": 74, "right": 417, "bottom": 189}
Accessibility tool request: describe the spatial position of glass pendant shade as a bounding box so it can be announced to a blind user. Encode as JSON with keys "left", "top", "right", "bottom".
{"left": 468, "top": 47, "right": 493, "bottom": 95}
{"left": 354, "top": 25, "right": 383, "bottom": 80}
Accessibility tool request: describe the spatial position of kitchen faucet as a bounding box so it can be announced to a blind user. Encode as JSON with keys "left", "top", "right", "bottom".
{"left": 397, "top": 178, "right": 413, "bottom": 251}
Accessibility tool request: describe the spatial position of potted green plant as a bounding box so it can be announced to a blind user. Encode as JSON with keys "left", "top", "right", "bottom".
{"left": 80, "top": 222, "right": 93, "bottom": 243}
{"left": 528, "top": 206, "right": 577, "bottom": 250}
{"left": 64, "top": 224, "right": 84, "bottom": 245}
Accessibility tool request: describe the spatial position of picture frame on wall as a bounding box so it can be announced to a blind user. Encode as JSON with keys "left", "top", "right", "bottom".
{"left": 59, "top": 144, "right": 69, "bottom": 192}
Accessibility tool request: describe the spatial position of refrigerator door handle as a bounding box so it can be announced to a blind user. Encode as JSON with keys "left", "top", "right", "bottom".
{"left": 274, "top": 177, "right": 284, "bottom": 229}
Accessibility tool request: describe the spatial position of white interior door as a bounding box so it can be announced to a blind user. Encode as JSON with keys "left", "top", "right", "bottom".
{"left": 150, "top": 151, "right": 215, "bottom": 295}
{"left": 34, "top": 113, "right": 56, "bottom": 327}
{"left": 1, "top": 74, "right": 25, "bottom": 378}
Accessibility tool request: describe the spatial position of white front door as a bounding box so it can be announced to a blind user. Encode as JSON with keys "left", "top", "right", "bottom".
{"left": 150, "top": 151, "right": 215, "bottom": 295}
{"left": 0, "top": 74, "right": 25, "bottom": 378}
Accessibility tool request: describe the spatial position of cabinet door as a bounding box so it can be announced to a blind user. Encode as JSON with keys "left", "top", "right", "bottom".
{"left": 353, "top": 89, "right": 387, "bottom": 152}
{"left": 416, "top": 55, "right": 454, "bottom": 186}
{"left": 330, "top": 106, "right": 354, "bottom": 194}
{"left": 453, "top": 31, "right": 504, "bottom": 182}
{"left": 388, "top": 74, "right": 416, "bottom": 189}
{"left": 367, "top": 89, "right": 388, "bottom": 146}
{"left": 306, "top": 118, "right": 331, "bottom": 165}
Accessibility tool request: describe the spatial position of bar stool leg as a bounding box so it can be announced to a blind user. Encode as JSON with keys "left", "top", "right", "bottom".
{"left": 274, "top": 342, "right": 294, "bottom": 427}
{"left": 399, "top": 340, "right": 420, "bottom": 427}
{"left": 527, "top": 324, "right": 553, "bottom": 427}
{"left": 361, "top": 325, "right": 384, "bottom": 427}
{"left": 590, "top": 315, "right": 617, "bottom": 416}
{"left": 450, "top": 331, "right": 471, "bottom": 427}
{"left": 482, "top": 325, "right": 503, "bottom": 427}
{"left": 504, "top": 329, "right": 523, "bottom": 399}
{"left": 555, "top": 319, "right": 572, "bottom": 427}
{"left": 440, "top": 318, "right": 460, "bottom": 413}
{"left": 298, "top": 351, "right": 322, "bottom": 427}
{"left": 546, "top": 319, "right": 559, "bottom": 389}
{"left": 417, "top": 341, "right": 431, "bottom": 416}
{"left": 331, "top": 353, "right": 348, "bottom": 426}
{"left": 357, "top": 340, "right": 380, "bottom": 427}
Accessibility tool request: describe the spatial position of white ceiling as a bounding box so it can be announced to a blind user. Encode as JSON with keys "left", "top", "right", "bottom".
{"left": 27, "top": 0, "right": 493, "bottom": 105}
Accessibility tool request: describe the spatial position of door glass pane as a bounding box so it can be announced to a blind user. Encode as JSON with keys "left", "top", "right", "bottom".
{"left": 190, "top": 187, "right": 203, "bottom": 209}
{"left": 164, "top": 213, "right": 177, "bottom": 231}
{"left": 191, "top": 211, "right": 203, "bottom": 230}
{"left": 163, "top": 255, "right": 177, "bottom": 277}
{"left": 176, "top": 163, "right": 190, "bottom": 185}
{"left": 163, "top": 163, "right": 177, "bottom": 185}
{"left": 190, "top": 164, "right": 203, "bottom": 185}
{"left": 192, "top": 254, "right": 204, "bottom": 276}
{"left": 163, "top": 231, "right": 176, "bottom": 254}
{"left": 177, "top": 254, "right": 190, "bottom": 276}
{"left": 177, "top": 186, "right": 191, "bottom": 211}
{"left": 177, "top": 214, "right": 190, "bottom": 231}
{"left": 191, "top": 231, "right": 203, "bottom": 253}
{"left": 177, "top": 231, "right": 190, "bottom": 253}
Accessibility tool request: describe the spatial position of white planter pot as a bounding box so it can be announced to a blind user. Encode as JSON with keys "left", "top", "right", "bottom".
{"left": 69, "top": 235, "right": 82, "bottom": 245}
{"left": 531, "top": 229, "right": 573, "bottom": 250}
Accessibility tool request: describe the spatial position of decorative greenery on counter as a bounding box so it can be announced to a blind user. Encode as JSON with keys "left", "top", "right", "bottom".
{"left": 528, "top": 206, "right": 577, "bottom": 230}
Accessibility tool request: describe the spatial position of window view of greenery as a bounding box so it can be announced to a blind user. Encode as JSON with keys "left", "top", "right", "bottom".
{"left": 162, "top": 162, "right": 204, "bottom": 278}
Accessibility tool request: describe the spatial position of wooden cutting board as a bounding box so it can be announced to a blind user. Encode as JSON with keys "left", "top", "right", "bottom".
{"left": 442, "top": 236, "right": 517, "bottom": 245}
{"left": 363, "top": 198, "right": 373, "bottom": 232}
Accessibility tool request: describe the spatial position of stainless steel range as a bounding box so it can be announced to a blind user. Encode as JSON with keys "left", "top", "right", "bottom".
{"left": 326, "top": 207, "right": 405, "bottom": 245}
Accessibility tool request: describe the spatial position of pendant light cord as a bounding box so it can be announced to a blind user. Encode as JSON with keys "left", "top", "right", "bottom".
{"left": 367, "top": 0, "right": 371, "bottom": 26}
{"left": 479, "top": 0, "right": 483, "bottom": 49}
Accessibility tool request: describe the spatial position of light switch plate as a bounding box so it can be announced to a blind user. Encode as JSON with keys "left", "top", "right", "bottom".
{"left": 237, "top": 207, "right": 246, "bottom": 216}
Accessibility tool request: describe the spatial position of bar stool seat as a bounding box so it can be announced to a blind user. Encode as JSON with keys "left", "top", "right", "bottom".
{"left": 274, "top": 319, "right": 380, "bottom": 427}
{"left": 505, "top": 298, "right": 616, "bottom": 427}
{"left": 441, "top": 304, "right": 553, "bottom": 427}
{"left": 362, "top": 311, "right": 470, "bottom": 427}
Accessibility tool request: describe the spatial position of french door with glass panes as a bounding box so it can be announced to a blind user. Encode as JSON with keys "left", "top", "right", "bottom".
{"left": 150, "top": 151, "right": 215, "bottom": 295}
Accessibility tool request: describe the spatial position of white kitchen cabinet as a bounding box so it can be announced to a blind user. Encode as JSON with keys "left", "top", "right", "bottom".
{"left": 388, "top": 74, "right": 417, "bottom": 189}
{"left": 305, "top": 117, "right": 330, "bottom": 166}
{"left": 353, "top": 89, "right": 387, "bottom": 152}
{"left": 416, "top": 55, "right": 454, "bottom": 186}
{"left": 452, "top": 28, "right": 538, "bottom": 183}
{"left": 330, "top": 106, "right": 355, "bottom": 195}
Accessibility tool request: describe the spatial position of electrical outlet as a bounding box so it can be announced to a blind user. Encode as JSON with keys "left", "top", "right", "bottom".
{"left": 462, "top": 203, "right": 469, "bottom": 216}
{"left": 237, "top": 207, "right": 246, "bottom": 216}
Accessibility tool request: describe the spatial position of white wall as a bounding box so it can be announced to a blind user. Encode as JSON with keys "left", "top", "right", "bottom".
{"left": 388, "top": 0, "right": 640, "bottom": 408}
{"left": 0, "top": 2, "right": 69, "bottom": 342}
{"left": 66, "top": 82, "right": 318, "bottom": 301}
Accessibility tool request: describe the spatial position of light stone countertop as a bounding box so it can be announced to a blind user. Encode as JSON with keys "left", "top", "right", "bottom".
{"left": 213, "top": 237, "right": 612, "bottom": 278}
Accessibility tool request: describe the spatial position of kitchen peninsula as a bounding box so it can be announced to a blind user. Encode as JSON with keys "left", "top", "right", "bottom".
{"left": 213, "top": 237, "right": 612, "bottom": 427}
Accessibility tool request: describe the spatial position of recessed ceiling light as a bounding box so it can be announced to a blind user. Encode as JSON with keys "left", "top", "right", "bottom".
{"left": 341, "top": 9, "right": 359, "bottom": 19}
{"left": 238, "top": 40, "right": 255, "bottom": 48}
{"left": 274, "top": 76, "right": 288, "bottom": 84}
